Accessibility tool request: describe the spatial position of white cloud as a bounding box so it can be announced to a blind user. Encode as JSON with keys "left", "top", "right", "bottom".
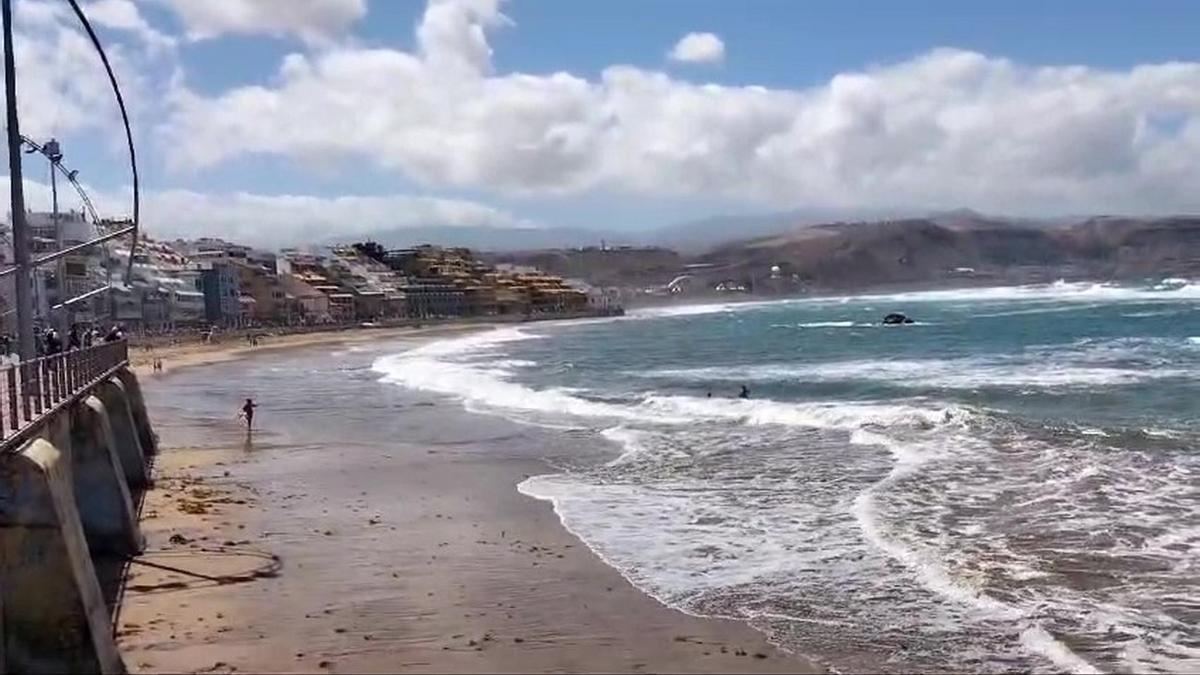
{"left": 86, "top": 0, "right": 175, "bottom": 52}
{"left": 417, "top": 0, "right": 510, "bottom": 75}
{"left": 668, "top": 32, "right": 725, "bottom": 65}
{"left": 6, "top": 175, "right": 530, "bottom": 248}
{"left": 131, "top": 189, "right": 529, "bottom": 247}
{"left": 3, "top": 0, "right": 528, "bottom": 251}
{"left": 157, "top": 0, "right": 366, "bottom": 45}
{"left": 160, "top": 0, "right": 1200, "bottom": 215}
{"left": 3, "top": 0, "right": 162, "bottom": 142}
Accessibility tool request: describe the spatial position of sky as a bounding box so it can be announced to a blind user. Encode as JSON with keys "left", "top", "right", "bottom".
{"left": 5, "top": 0, "right": 1200, "bottom": 247}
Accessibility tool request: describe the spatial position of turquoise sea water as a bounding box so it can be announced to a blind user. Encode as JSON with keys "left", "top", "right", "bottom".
{"left": 374, "top": 281, "right": 1200, "bottom": 673}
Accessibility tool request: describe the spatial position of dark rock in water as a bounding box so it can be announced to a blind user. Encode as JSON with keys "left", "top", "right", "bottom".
{"left": 882, "top": 313, "right": 914, "bottom": 325}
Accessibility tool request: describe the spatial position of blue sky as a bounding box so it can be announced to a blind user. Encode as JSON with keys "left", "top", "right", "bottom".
{"left": 8, "top": 0, "right": 1200, "bottom": 246}
{"left": 176, "top": 1, "right": 1200, "bottom": 90}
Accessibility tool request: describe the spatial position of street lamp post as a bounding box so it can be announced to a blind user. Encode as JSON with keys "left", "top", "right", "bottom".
{"left": 43, "top": 138, "right": 72, "bottom": 338}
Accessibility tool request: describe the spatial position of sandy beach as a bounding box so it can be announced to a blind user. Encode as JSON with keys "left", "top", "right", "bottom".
{"left": 127, "top": 323, "right": 496, "bottom": 377}
{"left": 115, "top": 328, "right": 822, "bottom": 673}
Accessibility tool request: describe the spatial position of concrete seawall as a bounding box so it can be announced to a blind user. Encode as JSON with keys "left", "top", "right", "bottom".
{"left": 0, "top": 366, "right": 155, "bottom": 674}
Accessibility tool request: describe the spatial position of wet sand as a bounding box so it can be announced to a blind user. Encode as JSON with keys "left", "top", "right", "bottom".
{"left": 117, "top": 334, "right": 822, "bottom": 673}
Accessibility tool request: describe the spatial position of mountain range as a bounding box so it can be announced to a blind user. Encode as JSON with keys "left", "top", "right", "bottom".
{"left": 481, "top": 212, "right": 1200, "bottom": 293}
{"left": 351, "top": 207, "right": 911, "bottom": 253}
{"left": 692, "top": 213, "right": 1200, "bottom": 290}
{"left": 358, "top": 209, "right": 1200, "bottom": 292}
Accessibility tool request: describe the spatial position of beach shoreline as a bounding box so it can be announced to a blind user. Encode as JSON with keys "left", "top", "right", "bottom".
{"left": 127, "top": 323, "right": 498, "bottom": 378}
{"left": 117, "top": 329, "right": 823, "bottom": 673}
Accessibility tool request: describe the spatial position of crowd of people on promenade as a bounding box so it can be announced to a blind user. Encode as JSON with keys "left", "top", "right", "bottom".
{"left": 0, "top": 323, "right": 128, "bottom": 361}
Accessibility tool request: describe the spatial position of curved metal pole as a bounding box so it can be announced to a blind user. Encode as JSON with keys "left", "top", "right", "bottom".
{"left": 63, "top": 0, "right": 139, "bottom": 288}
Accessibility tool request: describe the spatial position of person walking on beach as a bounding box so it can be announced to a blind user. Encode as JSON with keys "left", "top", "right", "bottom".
{"left": 240, "top": 398, "right": 258, "bottom": 431}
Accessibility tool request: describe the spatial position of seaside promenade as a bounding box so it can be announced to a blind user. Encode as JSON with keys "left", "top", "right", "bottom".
{"left": 0, "top": 340, "right": 156, "bottom": 673}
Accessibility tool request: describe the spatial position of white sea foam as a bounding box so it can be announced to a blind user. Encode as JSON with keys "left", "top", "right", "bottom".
{"left": 635, "top": 281, "right": 1200, "bottom": 323}
{"left": 851, "top": 491, "right": 1017, "bottom": 617}
{"left": 847, "top": 419, "right": 1024, "bottom": 622}
{"left": 375, "top": 320, "right": 1197, "bottom": 674}
{"left": 770, "top": 320, "right": 889, "bottom": 329}
{"left": 975, "top": 303, "right": 1109, "bottom": 318}
{"left": 374, "top": 327, "right": 972, "bottom": 433}
{"left": 519, "top": 400, "right": 1111, "bottom": 673}
{"left": 1153, "top": 277, "right": 1191, "bottom": 291}
{"left": 796, "top": 320, "right": 859, "bottom": 327}
{"left": 1121, "top": 309, "right": 1183, "bottom": 318}
{"left": 839, "top": 279, "right": 1200, "bottom": 304}
{"left": 641, "top": 394, "right": 966, "bottom": 431}
{"left": 1020, "top": 626, "right": 1102, "bottom": 675}
{"left": 373, "top": 327, "right": 661, "bottom": 422}
{"left": 381, "top": 328, "right": 991, "bottom": 610}
{"left": 630, "top": 300, "right": 782, "bottom": 319}
{"left": 601, "top": 426, "right": 676, "bottom": 465}
{"left": 1141, "top": 427, "right": 1184, "bottom": 439}
{"left": 490, "top": 358, "right": 538, "bottom": 369}
{"left": 639, "top": 356, "right": 1188, "bottom": 389}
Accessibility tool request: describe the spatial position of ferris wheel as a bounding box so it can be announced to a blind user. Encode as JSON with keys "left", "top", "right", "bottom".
{"left": 0, "top": 0, "right": 141, "bottom": 358}
{"left": 15, "top": 135, "right": 116, "bottom": 322}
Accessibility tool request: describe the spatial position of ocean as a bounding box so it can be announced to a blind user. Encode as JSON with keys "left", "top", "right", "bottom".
{"left": 373, "top": 280, "right": 1200, "bottom": 674}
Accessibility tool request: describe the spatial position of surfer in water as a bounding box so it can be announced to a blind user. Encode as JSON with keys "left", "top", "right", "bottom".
{"left": 739, "top": 385, "right": 750, "bottom": 399}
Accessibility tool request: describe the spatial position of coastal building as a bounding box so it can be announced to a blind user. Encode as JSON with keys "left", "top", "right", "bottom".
{"left": 284, "top": 245, "right": 414, "bottom": 322}
{"left": 236, "top": 254, "right": 335, "bottom": 325}
{"left": 113, "top": 239, "right": 208, "bottom": 330}
{"left": 402, "top": 280, "right": 464, "bottom": 318}
{"left": 199, "top": 260, "right": 245, "bottom": 327}
{"left": 514, "top": 272, "right": 588, "bottom": 314}
{"left": 7, "top": 210, "right": 112, "bottom": 327}
{"left": 174, "top": 237, "right": 252, "bottom": 261}
{"left": 279, "top": 274, "right": 331, "bottom": 323}
{"left": 0, "top": 228, "right": 608, "bottom": 334}
{"left": 247, "top": 249, "right": 278, "bottom": 275}
{"left": 166, "top": 282, "right": 207, "bottom": 325}
{"left": 326, "top": 292, "right": 356, "bottom": 322}
{"left": 234, "top": 259, "right": 292, "bottom": 323}
{"left": 374, "top": 244, "right": 591, "bottom": 318}
{"left": 29, "top": 210, "right": 96, "bottom": 304}
{"left": 111, "top": 286, "right": 144, "bottom": 324}
{"left": 485, "top": 273, "right": 528, "bottom": 315}
{"left": 353, "top": 289, "right": 386, "bottom": 319}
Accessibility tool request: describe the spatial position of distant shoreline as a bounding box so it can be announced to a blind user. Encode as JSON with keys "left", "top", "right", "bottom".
{"left": 128, "top": 310, "right": 620, "bottom": 377}
{"left": 129, "top": 322, "right": 491, "bottom": 377}
{"left": 623, "top": 274, "right": 1187, "bottom": 310}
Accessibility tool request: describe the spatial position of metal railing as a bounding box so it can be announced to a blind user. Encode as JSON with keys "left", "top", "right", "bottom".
{"left": 0, "top": 340, "right": 129, "bottom": 452}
